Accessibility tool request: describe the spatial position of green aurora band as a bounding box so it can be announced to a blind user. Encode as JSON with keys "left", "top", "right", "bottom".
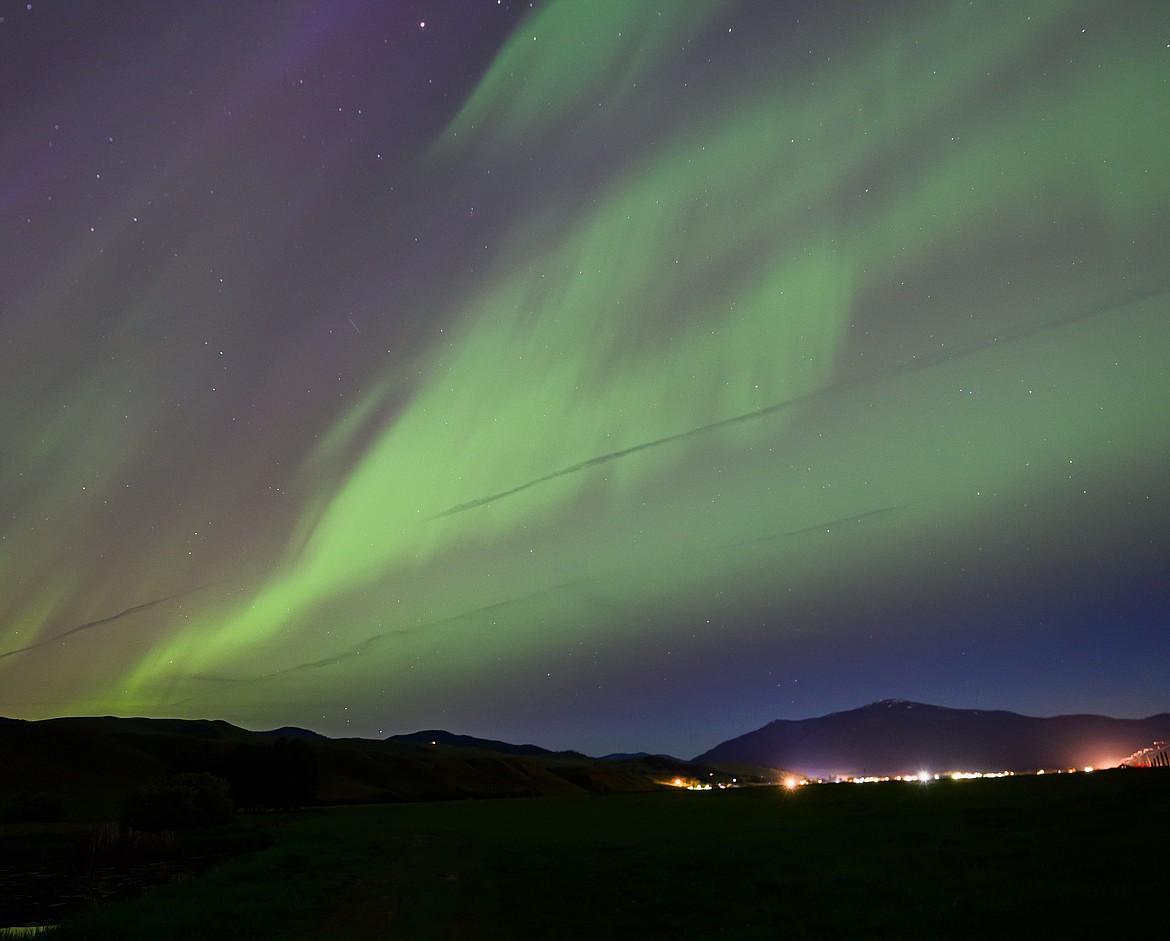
{"left": 3, "top": 0, "right": 1168, "bottom": 738}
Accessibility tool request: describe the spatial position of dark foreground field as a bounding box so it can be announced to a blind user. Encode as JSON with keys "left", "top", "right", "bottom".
{"left": 28, "top": 768, "right": 1170, "bottom": 940}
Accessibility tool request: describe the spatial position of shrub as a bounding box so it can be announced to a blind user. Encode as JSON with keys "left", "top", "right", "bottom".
{"left": 2, "top": 791, "right": 65, "bottom": 822}
{"left": 224, "top": 739, "right": 319, "bottom": 810}
{"left": 121, "top": 772, "right": 234, "bottom": 831}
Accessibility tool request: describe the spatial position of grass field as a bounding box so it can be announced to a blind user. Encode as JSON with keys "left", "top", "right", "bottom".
{"left": 31, "top": 768, "right": 1170, "bottom": 939}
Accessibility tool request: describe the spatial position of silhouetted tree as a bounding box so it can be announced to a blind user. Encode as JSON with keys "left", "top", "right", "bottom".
{"left": 222, "top": 739, "right": 319, "bottom": 811}
{"left": 121, "top": 772, "right": 234, "bottom": 831}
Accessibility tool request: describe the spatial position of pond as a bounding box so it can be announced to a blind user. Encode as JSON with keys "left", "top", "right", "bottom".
{"left": 0, "top": 825, "right": 271, "bottom": 932}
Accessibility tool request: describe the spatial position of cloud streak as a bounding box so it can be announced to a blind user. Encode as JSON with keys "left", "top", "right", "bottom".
{"left": 208, "top": 504, "right": 909, "bottom": 683}
{"left": 430, "top": 280, "right": 1168, "bottom": 520}
{"left": 0, "top": 583, "right": 218, "bottom": 661}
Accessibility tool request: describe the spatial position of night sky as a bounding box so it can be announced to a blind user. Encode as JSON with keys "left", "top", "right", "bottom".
{"left": 2, "top": 0, "right": 1168, "bottom": 758}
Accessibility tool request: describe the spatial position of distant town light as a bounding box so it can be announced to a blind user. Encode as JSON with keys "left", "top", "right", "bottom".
{"left": 916, "top": 770, "right": 932, "bottom": 783}
{"left": 784, "top": 777, "right": 799, "bottom": 790}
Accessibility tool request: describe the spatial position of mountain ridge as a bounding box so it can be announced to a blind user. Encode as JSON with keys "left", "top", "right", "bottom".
{"left": 693, "top": 700, "right": 1170, "bottom": 776}
{"left": 384, "top": 728, "right": 581, "bottom": 757}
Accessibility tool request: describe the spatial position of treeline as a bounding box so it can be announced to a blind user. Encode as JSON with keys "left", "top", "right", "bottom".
{"left": 172, "top": 737, "right": 319, "bottom": 812}
{"left": 120, "top": 737, "right": 320, "bottom": 831}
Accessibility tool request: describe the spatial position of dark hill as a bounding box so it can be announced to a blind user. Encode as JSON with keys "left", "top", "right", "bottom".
{"left": 693, "top": 700, "right": 1170, "bottom": 777}
{"left": 599, "top": 751, "right": 683, "bottom": 762}
{"left": 257, "top": 726, "right": 328, "bottom": 740}
{"left": 38, "top": 715, "right": 254, "bottom": 740}
{"left": 2, "top": 717, "right": 784, "bottom": 820}
{"left": 385, "top": 729, "right": 571, "bottom": 757}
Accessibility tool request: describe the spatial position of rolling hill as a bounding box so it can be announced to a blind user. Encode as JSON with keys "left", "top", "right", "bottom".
{"left": 0, "top": 716, "right": 783, "bottom": 821}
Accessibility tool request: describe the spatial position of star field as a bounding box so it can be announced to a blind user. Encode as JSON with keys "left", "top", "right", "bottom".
{"left": 1, "top": 0, "right": 1167, "bottom": 757}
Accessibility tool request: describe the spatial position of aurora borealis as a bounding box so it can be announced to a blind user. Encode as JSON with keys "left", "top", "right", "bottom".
{"left": 2, "top": 0, "right": 1167, "bottom": 757}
